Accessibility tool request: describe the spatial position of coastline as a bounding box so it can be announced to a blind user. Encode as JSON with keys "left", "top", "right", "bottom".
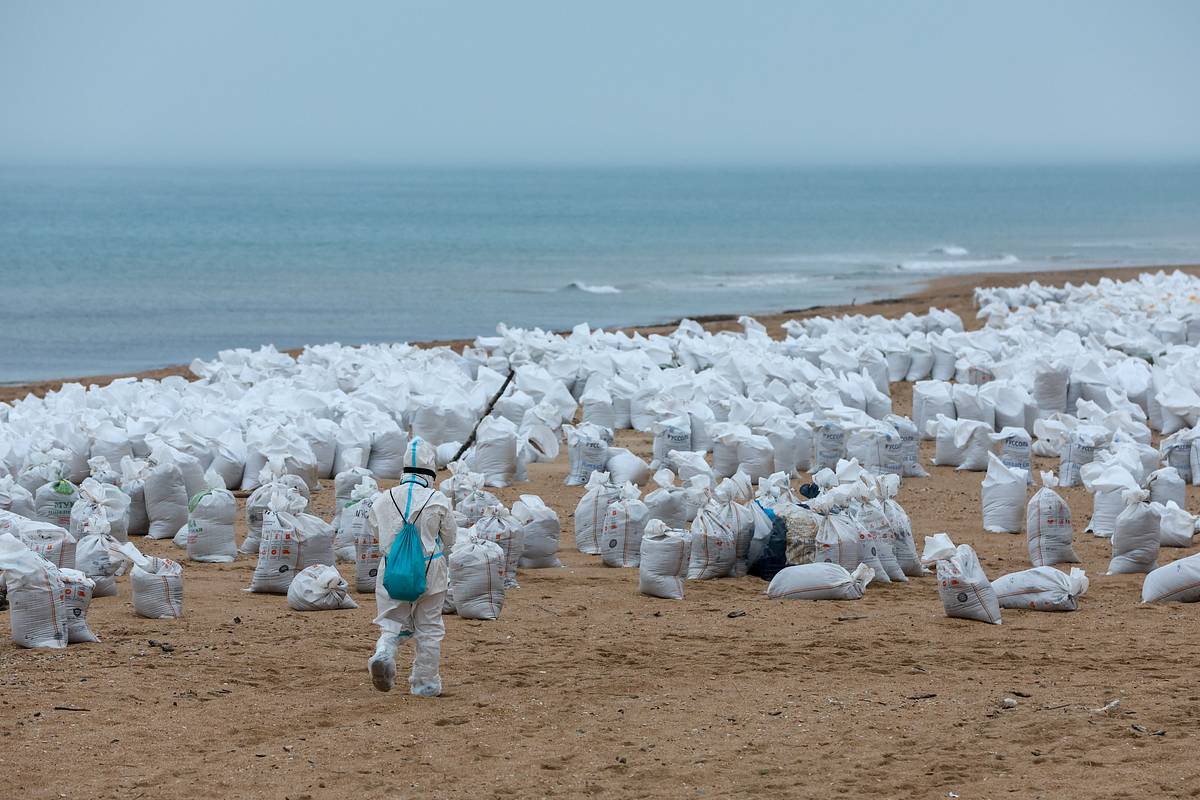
{"left": 3, "top": 262, "right": 1198, "bottom": 404}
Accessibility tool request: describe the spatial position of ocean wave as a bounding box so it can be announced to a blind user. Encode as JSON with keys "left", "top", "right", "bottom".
{"left": 648, "top": 272, "right": 825, "bottom": 291}
{"left": 564, "top": 281, "right": 621, "bottom": 294}
{"left": 896, "top": 254, "right": 1021, "bottom": 272}
{"left": 928, "top": 244, "right": 970, "bottom": 256}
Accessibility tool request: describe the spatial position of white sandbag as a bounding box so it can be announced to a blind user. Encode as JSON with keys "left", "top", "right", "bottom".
{"left": 331, "top": 466, "right": 375, "bottom": 529}
{"left": 0, "top": 533, "right": 68, "bottom": 648}
{"left": 242, "top": 427, "right": 319, "bottom": 491}
{"left": 34, "top": 478, "right": 78, "bottom": 529}
{"left": 1032, "top": 416, "right": 1074, "bottom": 458}
{"left": 473, "top": 416, "right": 519, "bottom": 488}
{"left": 564, "top": 423, "right": 611, "bottom": 486}
{"left": 471, "top": 505, "right": 523, "bottom": 589}
{"left": 574, "top": 471, "right": 621, "bottom": 555}
{"left": 987, "top": 382, "right": 1032, "bottom": 432}
{"left": 208, "top": 433, "right": 246, "bottom": 491}
{"left": 143, "top": 460, "right": 188, "bottom": 540}
{"left": 130, "top": 554, "right": 185, "bottom": 619}
{"left": 1025, "top": 472, "right": 1079, "bottom": 566}
{"left": 59, "top": 568, "right": 99, "bottom": 643}
{"left": 652, "top": 416, "right": 694, "bottom": 467}
{"left": 606, "top": 448, "right": 651, "bottom": 487}
{"left": 913, "top": 381, "right": 955, "bottom": 438}
{"left": 921, "top": 533, "right": 1001, "bottom": 624}
{"left": 1032, "top": 362, "right": 1071, "bottom": 418}
{"left": 708, "top": 482, "right": 756, "bottom": 577}
{"left": 249, "top": 490, "right": 308, "bottom": 593}
{"left": 365, "top": 421, "right": 409, "bottom": 480}
{"left": 186, "top": 486, "right": 237, "bottom": 563}
{"left": 664, "top": 450, "right": 714, "bottom": 485}
{"left": 511, "top": 494, "right": 561, "bottom": 569}
{"left": 992, "top": 566, "right": 1088, "bottom": 611}
{"left": 1159, "top": 431, "right": 1193, "bottom": 484}
{"left": 1059, "top": 425, "right": 1109, "bottom": 487}
{"left": 448, "top": 537, "right": 505, "bottom": 620}
{"left": 435, "top": 442, "right": 461, "bottom": 469}
{"left": 1157, "top": 501, "right": 1195, "bottom": 548}
{"left": 810, "top": 489, "right": 863, "bottom": 573}
{"left": 74, "top": 528, "right": 127, "bottom": 598}
{"left": 119, "top": 456, "right": 150, "bottom": 537}
{"left": 855, "top": 494, "right": 907, "bottom": 582}
{"left": 991, "top": 427, "right": 1033, "bottom": 482}
{"left": 287, "top": 564, "right": 359, "bottom": 611}
{"left": 638, "top": 519, "right": 690, "bottom": 599}
{"left": 413, "top": 395, "right": 482, "bottom": 447}
{"left": 766, "top": 562, "right": 874, "bottom": 601}
{"left": 70, "top": 478, "right": 131, "bottom": 543}
{"left": 929, "top": 416, "right": 993, "bottom": 471}
{"left": 600, "top": 484, "right": 649, "bottom": 568}
{"left": 643, "top": 469, "right": 689, "bottom": 530}
{"left": 1107, "top": 490, "right": 1161, "bottom": 575}
{"left": 0, "top": 476, "right": 35, "bottom": 518}
{"left": 457, "top": 476, "right": 503, "bottom": 527}
{"left": 437, "top": 462, "right": 477, "bottom": 504}
{"left": 905, "top": 336, "right": 934, "bottom": 381}
{"left": 100, "top": 539, "right": 183, "bottom": 619}
{"left": 295, "top": 512, "right": 336, "bottom": 570}
{"left": 86, "top": 455, "right": 120, "bottom": 485}
{"left": 89, "top": 421, "right": 134, "bottom": 466}
{"left": 687, "top": 502, "right": 736, "bottom": 580}
{"left": 878, "top": 474, "right": 925, "bottom": 577}
{"left": 953, "top": 383, "right": 996, "bottom": 429}
{"left": 810, "top": 419, "right": 846, "bottom": 472}
{"left": 845, "top": 423, "right": 903, "bottom": 477}
{"left": 1, "top": 514, "right": 76, "bottom": 570}
{"left": 241, "top": 473, "right": 309, "bottom": 554}
{"left": 981, "top": 452, "right": 1028, "bottom": 533}
{"left": 757, "top": 418, "right": 798, "bottom": 476}
{"left": 332, "top": 418, "right": 371, "bottom": 476}
{"left": 1148, "top": 467, "right": 1187, "bottom": 509}
{"left": 353, "top": 503, "right": 382, "bottom": 594}
{"left": 737, "top": 434, "right": 776, "bottom": 483}
{"left": 17, "top": 456, "right": 62, "bottom": 495}
{"left": 885, "top": 415, "right": 928, "bottom": 478}
{"left": 1081, "top": 463, "right": 1140, "bottom": 538}
{"left": 1142, "top": 553, "right": 1200, "bottom": 603}
{"left": 581, "top": 384, "right": 617, "bottom": 430}
{"left": 334, "top": 480, "right": 377, "bottom": 562}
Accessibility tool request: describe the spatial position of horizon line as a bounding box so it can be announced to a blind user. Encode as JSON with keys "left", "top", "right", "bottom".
{"left": 3, "top": 155, "right": 1200, "bottom": 171}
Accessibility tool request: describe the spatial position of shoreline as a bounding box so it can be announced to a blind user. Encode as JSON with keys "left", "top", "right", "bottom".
{"left": 3, "top": 262, "right": 1198, "bottom": 404}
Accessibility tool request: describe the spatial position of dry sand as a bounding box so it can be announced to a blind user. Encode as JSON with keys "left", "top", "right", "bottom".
{"left": 4, "top": 264, "right": 1200, "bottom": 799}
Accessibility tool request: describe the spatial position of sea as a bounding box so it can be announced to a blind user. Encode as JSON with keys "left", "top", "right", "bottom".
{"left": 2, "top": 163, "right": 1199, "bottom": 383}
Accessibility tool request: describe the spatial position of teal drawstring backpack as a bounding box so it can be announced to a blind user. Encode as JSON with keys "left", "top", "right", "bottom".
{"left": 381, "top": 441, "right": 444, "bottom": 602}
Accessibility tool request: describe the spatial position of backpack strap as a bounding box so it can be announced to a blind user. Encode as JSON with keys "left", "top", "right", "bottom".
{"left": 389, "top": 488, "right": 436, "bottom": 526}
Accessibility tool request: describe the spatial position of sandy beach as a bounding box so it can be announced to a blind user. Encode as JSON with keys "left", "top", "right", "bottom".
{"left": 4, "top": 264, "right": 1200, "bottom": 799}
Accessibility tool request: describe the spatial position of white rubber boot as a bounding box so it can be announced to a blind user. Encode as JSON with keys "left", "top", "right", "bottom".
{"left": 367, "top": 633, "right": 403, "bottom": 692}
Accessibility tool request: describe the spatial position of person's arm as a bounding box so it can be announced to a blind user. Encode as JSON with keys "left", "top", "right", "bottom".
{"left": 367, "top": 496, "right": 382, "bottom": 544}
{"left": 438, "top": 497, "right": 457, "bottom": 552}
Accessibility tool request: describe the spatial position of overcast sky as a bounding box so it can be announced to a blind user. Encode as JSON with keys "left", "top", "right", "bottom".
{"left": 2, "top": 0, "right": 1198, "bottom": 165}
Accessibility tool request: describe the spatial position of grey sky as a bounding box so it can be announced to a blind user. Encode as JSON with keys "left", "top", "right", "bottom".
{"left": 2, "top": 0, "right": 1198, "bottom": 165}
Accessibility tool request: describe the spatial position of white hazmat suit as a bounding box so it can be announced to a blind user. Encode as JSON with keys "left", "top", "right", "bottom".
{"left": 366, "top": 440, "right": 456, "bottom": 697}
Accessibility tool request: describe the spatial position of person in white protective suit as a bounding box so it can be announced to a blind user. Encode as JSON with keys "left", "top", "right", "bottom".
{"left": 366, "top": 439, "right": 457, "bottom": 696}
